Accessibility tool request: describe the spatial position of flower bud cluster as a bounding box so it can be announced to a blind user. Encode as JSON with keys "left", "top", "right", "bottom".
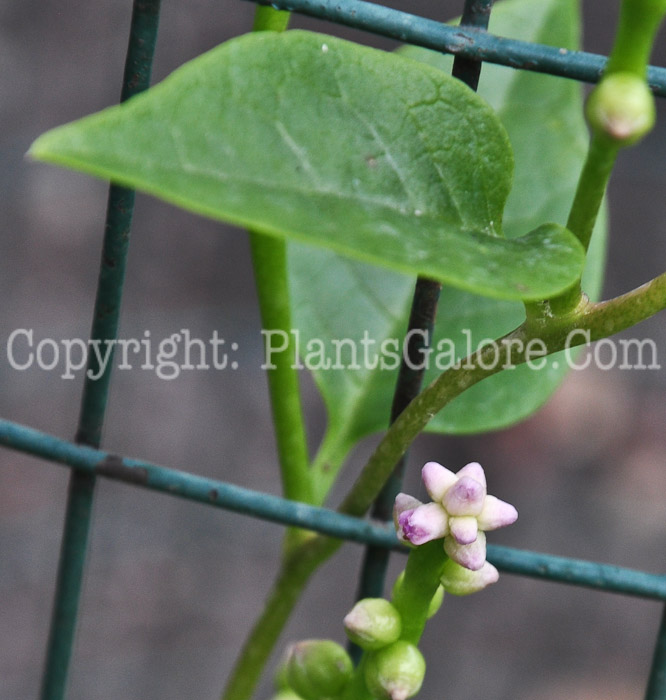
{"left": 279, "top": 599, "right": 426, "bottom": 700}
{"left": 344, "top": 598, "right": 425, "bottom": 700}
{"left": 394, "top": 461, "right": 517, "bottom": 593}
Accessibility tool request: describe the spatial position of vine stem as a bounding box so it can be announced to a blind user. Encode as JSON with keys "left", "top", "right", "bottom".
{"left": 339, "top": 277, "right": 666, "bottom": 518}
{"left": 249, "top": 233, "right": 312, "bottom": 509}
{"left": 223, "top": 2, "right": 666, "bottom": 695}
{"left": 354, "top": 0, "right": 493, "bottom": 611}
{"left": 390, "top": 541, "right": 447, "bottom": 644}
{"left": 222, "top": 9, "right": 317, "bottom": 699}
{"left": 220, "top": 536, "right": 327, "bottom": 700}
{"left": 248, "top": 7, "right": 312, "bottom": 514}
{"left": 220, "top": 268, "right": 666, "bottom": 700}
{"left": 551, "top": 0, "right": 666, "bottom": 314}
{"left": 547, "top": 131, "right": 619, "bottom": 315}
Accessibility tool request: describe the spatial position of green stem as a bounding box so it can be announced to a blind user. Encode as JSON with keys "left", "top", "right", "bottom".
{"left": 250, "top": 233, "right": 313, "bottom": 508}
{"left": 549, "top": 0, "right": 666, "bottom": 315}
{"left": 248, "top": 6, "right": 312, "bottom": 512}
{"left": 339, "top": 656, "right": 374, "bottom": 700}
{"left": 222, "top": 8, "right": 316, "bottom": 698}
{"left": 223, "top": 268, "right": 666, "bottom": 700}
{"left": 606, "top": 0, "right": 666, "bottom": 77}
{"left": 566, "top": 134, "right": 619, "bottom": 254}
{"left": 547, "top": 134, "right": 619, "bottom": 314}
{"left": 309, "top": 422, "right": 357, "bottom": 506}
{"left": 341, "top": 269, "right": 666, "bottom": 519}
{"left": 579, "top": 271, "right": 666, "bottom": 341}
{"left": 220, "top": 537, "right": 324, "bottom": 700}
{"left": 391, "top": 542, "right": 447, "bottom": 644}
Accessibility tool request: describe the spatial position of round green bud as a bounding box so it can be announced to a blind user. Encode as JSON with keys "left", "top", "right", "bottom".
{"left": 439, "top": 558, "right": 499, "bottom": 596}
{"left": 364, "top": 641, "right": 426, "bottom": 700}
{"left": 286, "top": 639, "right": 353, "bottom": 700}
{"left": 274, "top": 658, "right": 291, "bottom": 690}
{"left": 343, "top": 598, "right": 402, "bottom": 650}
{"left": 586, "top": 72, "right": 655, "bottom": 145}
{"left": 392, "top": 572, "right": 444, "bottom": 620}
{"left": 271, "top": 692, "right": 304, "bottom": 700}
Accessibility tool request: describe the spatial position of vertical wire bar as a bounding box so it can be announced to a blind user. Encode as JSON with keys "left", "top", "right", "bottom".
{"left": 645, "top": 604, "right": 666, "bottom": 699}
{"left": 351, "top": 0, "right": 495, "bottom": 631}
{"left": 353, "top": 280, "right": 441, "bottom": 606}
{"left": 40, "top": 3, "right": 161, "bottom": 699}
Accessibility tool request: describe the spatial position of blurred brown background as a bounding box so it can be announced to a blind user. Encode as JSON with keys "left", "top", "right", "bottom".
{"left": 1, "top": 1, "right": 665, "bottom": 698}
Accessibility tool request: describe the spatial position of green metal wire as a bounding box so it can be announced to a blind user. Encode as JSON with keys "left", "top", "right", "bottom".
{"left": 1, "top": 417, "right": 665, "bottom": 602}
{"left": 646, "top": 605, "right": 666, "bottom": 699}
{"left": 246, "top": 0, "right": 666, "bottom": 97}
{"left": 355, "top": 0, "right": 493, "bottom": 616}
{"left": 39, "top": 3, "right": 161, "bottom": 699}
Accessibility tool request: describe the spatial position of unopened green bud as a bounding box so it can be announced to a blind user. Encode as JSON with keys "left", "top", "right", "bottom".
{"left": 392, "top": 572, "right": 444, "bottom": 619}
{"left": 586, "top": 73, "right": 655, "bottom": 145}
{"left": 271, "top": 691, "right": 304, "bottom": 700}
{"left": 343, "top": 598, "right": 402, "bottom": 650}
{"left": 286, "top": 639, "right": 352, "bottom": 700}
{"left": 439, "top": 558, "right": 499, "bottom": 596}
{"left": 364, "top": 641, "right": 426, "bottom": 700}
{"left": 275, "top": 659, "right": 290, "bottom": 691}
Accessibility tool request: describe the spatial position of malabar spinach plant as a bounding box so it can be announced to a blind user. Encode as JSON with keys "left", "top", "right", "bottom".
{"left": 29, "top": 0, "right": 666, "bottom": 696}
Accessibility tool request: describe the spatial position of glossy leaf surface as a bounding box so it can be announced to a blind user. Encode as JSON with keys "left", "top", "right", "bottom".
{"left": 290, "top": 0, "right": 606, "bottom": 498}
{"left": 30, "top": 30, "right": 584, "bottom": 301}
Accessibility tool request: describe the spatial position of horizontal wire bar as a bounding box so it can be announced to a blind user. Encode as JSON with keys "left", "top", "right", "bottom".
{"left": 0, "top": 418, "right": 396, "bottom": 549}
{"left": 1, "top": 416, "right": 665, "bottom": 600}
{"left": 244, "top": 0, "right": 666, "bottom": 97}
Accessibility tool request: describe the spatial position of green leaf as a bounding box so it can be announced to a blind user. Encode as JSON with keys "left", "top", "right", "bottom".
{"left": 30, "top": 30, "right": 584, "bottom": 301}
{"left": 406, "top": 0, "right": 608, "bottom": 434}
{"left": 293, "top": 0, "right": 607, "bottom": 499}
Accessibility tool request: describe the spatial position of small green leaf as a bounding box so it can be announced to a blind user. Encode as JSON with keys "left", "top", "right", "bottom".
{"left": 30, "top": 30, "right": 583, "bottom": 301}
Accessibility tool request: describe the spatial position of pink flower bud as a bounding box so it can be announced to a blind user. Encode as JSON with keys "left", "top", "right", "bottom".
{"left": 441, "top": 475, "right": 486, "bottom": 516}
{"left": 477, "top": 495, "right": 518, "bottom": 531}
{"left": 394, "top": 461, "right": 517, "bottom": 573}
{"left": 421, "top": 461, "right": 457, "bottom": 502}
{"left": 444, "top": 531, "right": 487, "bottom": 571}
{"left": 393, "top": 494, "right": 422, "bottom": 545}
{"left": 397, "top": 502, "right": 449, "bottom": 546}
{"left": 456, "top": 461, "right": 487, "bottom": 487}
{"left": 448, "top": 515, "right": 478, "bottom": 545}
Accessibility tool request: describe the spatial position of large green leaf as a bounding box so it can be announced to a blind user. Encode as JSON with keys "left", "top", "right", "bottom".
{"left": 30, "top": 30, "right": 584, "bottom": 301}
{"left": 291, "top": 0, "right": 607, "bottom": 499}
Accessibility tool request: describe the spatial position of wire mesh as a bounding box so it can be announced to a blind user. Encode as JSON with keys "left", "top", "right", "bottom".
{"left": 2, "top": 0, "right": 665, "bottom": 698}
